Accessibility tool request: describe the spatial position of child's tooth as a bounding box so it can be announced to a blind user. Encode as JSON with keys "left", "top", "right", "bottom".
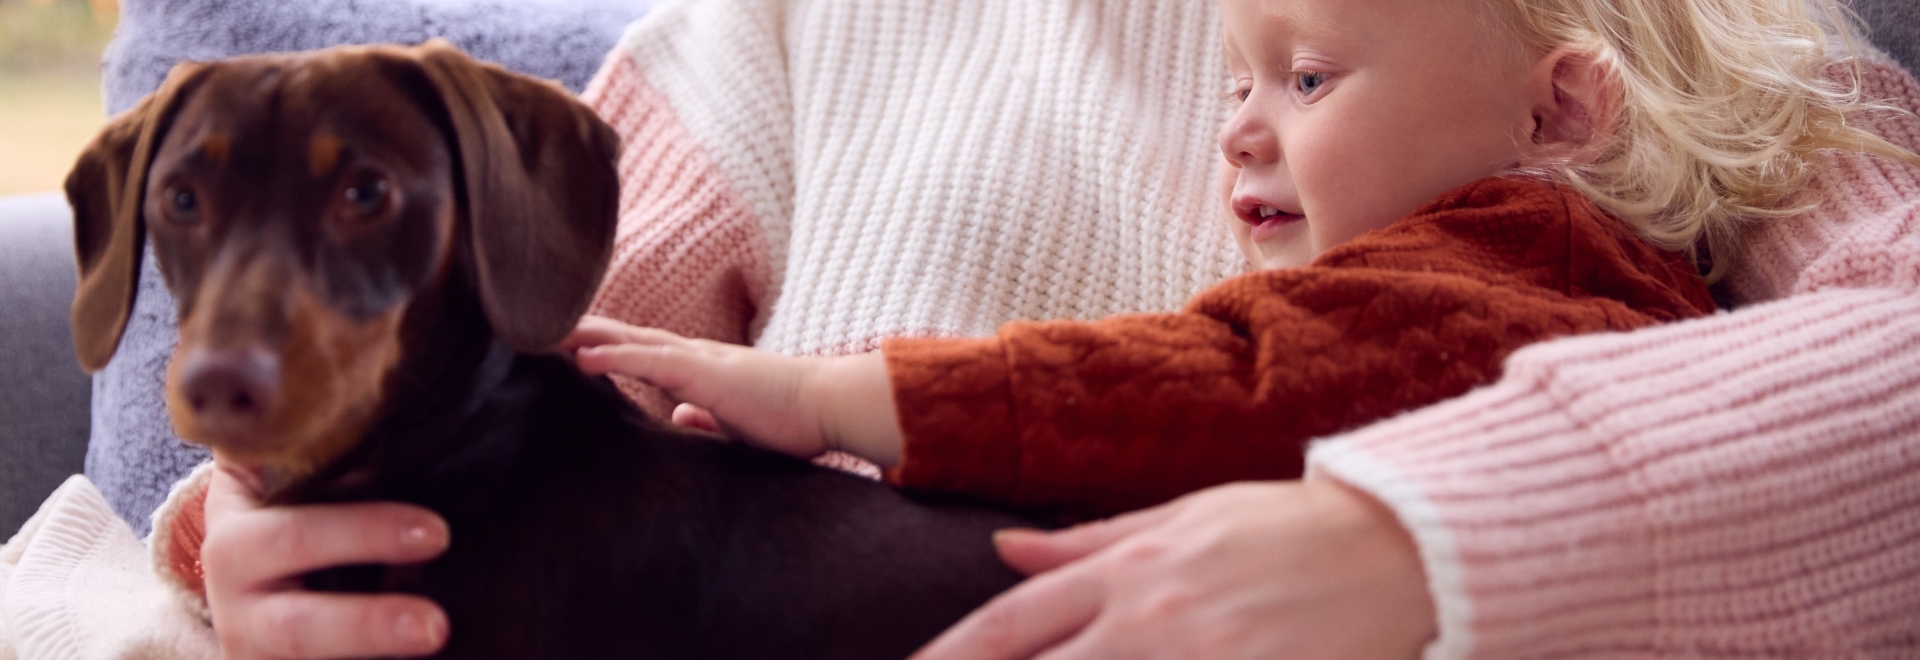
{"left": 1259, "top": 205, "right": 1277, "bottom": 218}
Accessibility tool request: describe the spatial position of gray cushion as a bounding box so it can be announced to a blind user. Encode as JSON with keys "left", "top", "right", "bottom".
{"left": 0, "top": 194, "right": 93, "bottom": 536}
{"left": 103, "top": 0, "right": 656, "bottom": 114}
{"left": 1854, "top": 0, "right": 1919, "bottom": 75}
{"left": 87, "top": 0, "right": 655, "bottom": 537}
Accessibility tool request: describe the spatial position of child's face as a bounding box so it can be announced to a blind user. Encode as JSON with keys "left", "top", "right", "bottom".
{"left": 1218, "top": 0, "right": 1542, "bottom": 270}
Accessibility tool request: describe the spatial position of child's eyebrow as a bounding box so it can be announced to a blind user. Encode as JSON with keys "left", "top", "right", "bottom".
{"left": 1251, "top": 0, "right": 1354, "bottom": 46}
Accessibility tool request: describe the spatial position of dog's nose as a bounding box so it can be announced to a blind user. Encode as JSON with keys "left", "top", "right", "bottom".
{"left": 178, "top": 346, "right": 281, "bottom": 429}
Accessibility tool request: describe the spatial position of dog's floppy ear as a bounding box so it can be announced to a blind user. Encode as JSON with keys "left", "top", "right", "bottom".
{"left": 408, "top": 40, "right": 621, "bottom": 351}
{"left": 65, "top": 62, "right": 210, "bottom": 372}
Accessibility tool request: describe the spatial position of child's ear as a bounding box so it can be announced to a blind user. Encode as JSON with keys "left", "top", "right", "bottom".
{"left": 1526, "top": 49, "right": 1618, "bottom": 154}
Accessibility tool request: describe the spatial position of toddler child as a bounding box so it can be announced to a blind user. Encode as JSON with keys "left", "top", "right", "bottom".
{"left": 569, "top": 0, "right": 1915, "bottom": 521}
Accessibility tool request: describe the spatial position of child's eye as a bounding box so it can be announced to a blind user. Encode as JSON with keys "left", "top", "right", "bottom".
{"left": 1294, "top": 71, "right": 1328, "bottom": 96}
{"left": 1221, "top": 85, "right": 1252, "bottom": 107}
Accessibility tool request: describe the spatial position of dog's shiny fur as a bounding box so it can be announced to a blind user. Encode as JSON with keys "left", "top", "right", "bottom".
{"left": 66, "top": 41, "right": 1035, "bottom": 659}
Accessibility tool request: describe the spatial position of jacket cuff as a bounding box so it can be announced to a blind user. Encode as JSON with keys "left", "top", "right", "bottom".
{"left": 1307, "top": 369, "right": 1605, "bottom": 660}
{"left": 149, "top": 461, "right": 216, "bottom": 624}
{"left": 881, "top": 335, "right": 1023, "bottom": 502}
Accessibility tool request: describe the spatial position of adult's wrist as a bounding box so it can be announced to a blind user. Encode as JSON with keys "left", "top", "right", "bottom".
{"left": 1312, "top": 477, "right": 1439, "bottom": 653}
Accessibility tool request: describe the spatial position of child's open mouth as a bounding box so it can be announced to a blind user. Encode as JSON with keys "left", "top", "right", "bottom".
{"left": 1237, "top": 203, "right": 1306, "bottom": 240}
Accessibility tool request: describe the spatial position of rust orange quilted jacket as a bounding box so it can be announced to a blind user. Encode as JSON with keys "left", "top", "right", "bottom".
{"left": 881, "top": 177, "right": 1717, "bottom": 519}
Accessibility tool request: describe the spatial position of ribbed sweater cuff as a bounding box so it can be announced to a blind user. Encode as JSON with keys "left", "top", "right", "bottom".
{"left": 149, "top": 461, "right": 216, "bottom": 624}
{"left": 882, "top": 335, "right": 1024, "bottom": 501}
{"left": 1310, "top": 289, "right": 1920, "bottom": 658}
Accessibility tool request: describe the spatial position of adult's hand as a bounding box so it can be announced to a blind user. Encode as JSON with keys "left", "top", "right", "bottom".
{"left": 912, "top": 480, "right": 1436, "bottom": 660}
{"left": 201, "top": 465, "right": 451, "bottom": 659}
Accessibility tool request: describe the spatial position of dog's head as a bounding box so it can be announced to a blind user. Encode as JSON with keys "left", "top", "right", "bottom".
{"left": 65, "top": 41, "right": 620, "bottom": 491}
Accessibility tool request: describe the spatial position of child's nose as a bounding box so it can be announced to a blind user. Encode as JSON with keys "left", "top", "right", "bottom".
{"left": 1218, "top": 110, "right": 1277, "bottom": 167}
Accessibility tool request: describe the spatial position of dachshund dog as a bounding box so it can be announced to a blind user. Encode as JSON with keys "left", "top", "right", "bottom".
{"left": 66, "top": 41, "right": 1036, "bottom": 659}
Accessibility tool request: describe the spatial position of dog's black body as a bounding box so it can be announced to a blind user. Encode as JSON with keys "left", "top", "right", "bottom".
{"left": 302, "top": 345, "right": 1032, "bottom": 659}
{"left": 65, "top": 41, "right": 1040, "bottom": 659}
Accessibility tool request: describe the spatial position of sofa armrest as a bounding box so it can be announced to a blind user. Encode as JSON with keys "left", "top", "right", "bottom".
{"left": 0, "top": 193, "right": 92, "bottom": 536}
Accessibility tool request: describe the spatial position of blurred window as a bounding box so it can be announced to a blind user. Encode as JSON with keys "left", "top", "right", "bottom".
{"left": 0, "top": 0, "right": 119, "bottom": 195}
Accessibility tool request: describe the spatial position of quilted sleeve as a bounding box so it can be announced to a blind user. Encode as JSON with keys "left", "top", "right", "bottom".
{"left": 884, "top": 264, "right": 1681, "bottom": 520}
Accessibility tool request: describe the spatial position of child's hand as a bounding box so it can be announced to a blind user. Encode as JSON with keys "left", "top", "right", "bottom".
{"left": 563, "top": 316, "right": 906, "bottom": 466}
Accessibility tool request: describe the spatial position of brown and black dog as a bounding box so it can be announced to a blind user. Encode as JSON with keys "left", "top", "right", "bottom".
{"left": 66, "top": 40, "right": 1037, "bottom": 659}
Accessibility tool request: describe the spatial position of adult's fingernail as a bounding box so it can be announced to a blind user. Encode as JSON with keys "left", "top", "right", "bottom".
{"left": 397, "top": 610, "right": 449, "bottom": 649}
{"left": 992, "top": 527, "right": 1045, "bottom": 544}
{"left": 402, "top": 519, "right": 445, "bottom": 549}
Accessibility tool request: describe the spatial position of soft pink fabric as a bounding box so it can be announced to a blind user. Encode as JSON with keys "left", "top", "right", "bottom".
{"left": 1310, "top": 58, "right": 1920, "bottom": 659}
{"left": 580, "top": 52, "right": 775, "bottom": 415}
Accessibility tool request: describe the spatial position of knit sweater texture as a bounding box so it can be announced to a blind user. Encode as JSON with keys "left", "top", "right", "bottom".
{"left": 884, "top": 178, "right": 1714, "bottom": 519}
{"left": 578, "top": 0, "right": 1241, "bottom": 404}
{"left": 578, "top": 0, "right": 1244, "bottom": 475}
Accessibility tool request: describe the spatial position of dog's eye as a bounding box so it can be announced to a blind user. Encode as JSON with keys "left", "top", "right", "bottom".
{"left": 341, "top": 174, "right": 392, "bottom": 218}
{"left": 163, "top": 186, "right": 200, "bottom": 224}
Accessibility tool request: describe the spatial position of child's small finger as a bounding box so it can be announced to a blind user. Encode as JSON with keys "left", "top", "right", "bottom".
{"left": 555, "top": 329, "right": 616, "bottom": 351}
{"left": 671, "top": 403, "right": 724, "bottom": 434}
{"left": 616, "top": 326, "right": 699, "bottom": 347}
{"left": 576, "top": 344, "right": 700, "bottom": 391}
{"left": 575, "top": 345, "right": 651, "bottom": 377}
{"left": 557, "top": 316, "right": 638, "bottom": 350}
{"left": 562, "top": 317, "right": 694, "bottom": 352}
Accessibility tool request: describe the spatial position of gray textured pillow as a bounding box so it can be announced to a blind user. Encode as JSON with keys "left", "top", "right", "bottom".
{"left": 89, "top": 0, "right": 654, "bottom": 537}
{"left": 1853, "top": 0, "right": 1919, "bottom": 75}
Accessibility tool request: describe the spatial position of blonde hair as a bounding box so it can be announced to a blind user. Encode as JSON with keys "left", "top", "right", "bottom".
{"left": 1489, "top": 0, "right": 1920, "bottom": 281}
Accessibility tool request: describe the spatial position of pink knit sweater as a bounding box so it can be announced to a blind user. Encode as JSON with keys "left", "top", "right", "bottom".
{"left": 1311, "top": 60, "right": 1920, "bottom": 658}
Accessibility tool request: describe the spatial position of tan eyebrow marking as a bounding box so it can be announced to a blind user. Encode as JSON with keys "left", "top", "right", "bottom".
{"left": 309, "top": 134, "right": 343, "bottom": 178}
{"left": 202, "top": 132, "right": 232, "bottom": 167}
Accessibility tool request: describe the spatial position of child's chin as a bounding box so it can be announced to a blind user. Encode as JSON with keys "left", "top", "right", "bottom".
{"left": 1241, "top": 227, "right": 1313, "bottom": 270}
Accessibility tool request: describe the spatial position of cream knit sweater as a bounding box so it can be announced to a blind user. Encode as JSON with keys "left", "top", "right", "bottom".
{"left": 579, "top": 0, "right": 1237, "bottom": 473}
{"left": 580, "top": 0, "right": 1244, "bottom": 361}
